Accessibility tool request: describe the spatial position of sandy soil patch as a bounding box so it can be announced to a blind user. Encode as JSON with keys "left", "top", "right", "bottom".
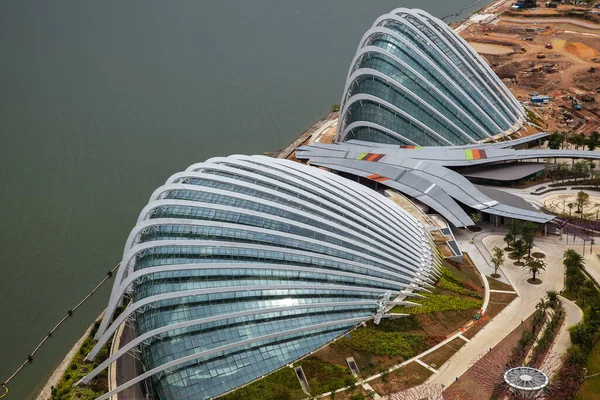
{"left": 565, "top": 42, "right": 599, "bottom": 60}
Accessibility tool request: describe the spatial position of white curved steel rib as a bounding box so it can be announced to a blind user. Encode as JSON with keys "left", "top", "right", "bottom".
{"left": 97, "top": 210, "right": 428, "bottom": 340}
{"left": 341, "top": 94, "right": 455, "bottom": 146}
{"left": 263, "top": 155, "right": 432, "bottom": 234}
{"left": 391, "top": 9, "right": 520, "bottom": 123}
{"left": 338, "top": 26, "right": 502, "bottom": 141}
{"left": 305, "top": 158, "right": 473, "bottom": 227}
{"left": 152, "top": 170, "right": 424, "bottom": 258}
{"left": 336, "top": 121, "right": 417, "bottom": 146}
{"left": 138, "top": 193, "right": 423, "bottom": 268}
{"left": 80, "top": 300, "right": 379, "bottom": 384}
{"left": 425, "top": 18, "right": 524, "bottom": 117}
{"left": 202, "top": 157, "right": 429, "bottom": 258}
{"left": 399, "top": 9, "right": 523, "bottom": 121}
{"left": 343, "top": 47, "right": 490, "bottom": 140}
{"left": 90, "top": 259, "right": 420, "bottom": 355}
{"left": 372, "top": 13, "right": 514, "bottom": 130}
{"left": 142, "top": 184, "right": 423, "bottom": 264}
{"left": 124, "top": 218, "right": 419, "bottom": 278}
{"left": 183, "top": 158, "right": 425, "bottom": 243}
{"left": 119, "top": 239, "right": 423, "bottom": 286}
{"left": 125, "top": 203, "right": 410, "bottom": 269}
{"left": 419, "top": 12, "right": 525, "bottom": 118}
{"left": 345, "top": 68, "right": 477, "bottom": 144}
{"left": 92, "top": 284, "right": 403, "bottom": 361}
{"left": 227, "top": 155, "right": 426, "bottom": 237}
{"left": 92, "top": 317, "right": 369, "bottom": 400}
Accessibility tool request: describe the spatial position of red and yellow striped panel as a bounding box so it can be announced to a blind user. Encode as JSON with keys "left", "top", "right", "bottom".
{"left": 366, "top": 174, "right": 390, "bottom": 182}
{"left": 356, "top": 153, "right": 385, "bottom": 162}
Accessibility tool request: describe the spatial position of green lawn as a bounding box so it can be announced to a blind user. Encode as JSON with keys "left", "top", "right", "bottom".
{"left": 219, "top": 367, "right": 305, "bottom": 400}
{"left": 576, "top": 375, "right": 600, "bottom": 400}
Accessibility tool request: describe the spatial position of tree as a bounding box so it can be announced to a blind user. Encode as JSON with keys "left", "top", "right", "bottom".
{"left": 564, "top": 249, "right": 585, "bottom": 269}
{"left": 470, "top": 212, "right": 482, "bottom": 224}
{"left": 569, "top": 323, "right": 594, "bottom": 348}
{"left": 523, "top": 258, "right": 547, "bottom": 282}
{"left": 508, "top": 220, "right": 521, "bottom": 245}
{"left": 490, "top": 247, "right": 504, "bottom": 278}
{"left": 512, "top": 239, "right": 527, "bottom": 264}
{"left": 521, "top": 221, "right": 538, "bottom": 257}
{"left": 587, "top": 131, "right": 599, "bottom": 151}
{"left": 503, "top": 232, "right": 515, "bottom": 250}
{"left": 566, "top": 265, "right": 585, "bottom": 292}
{"left": 547, "top": 131, "right": 563, "bottom": 150}
{"left": 532, "top": 308, "right": 545, "bottom": 334}
{"left": 572, "top": 160, "right": 590, "bottom": 179}
{"left": 567, "top": 202, "right": 575, "bottom": 217}
{"left": 536, "top": 298, "right": 547, "bottom": 311}
{"left": 578, "top": 280, "right": 596, "bottom": 307}
{"left": 569, "top": 133, "right": 587, "bottom": 150}
{"left": 546, "top": 290, "right": 560, "bottom": 308}
{"left": 576, "top": 190, "right": 589, "bottom": 213}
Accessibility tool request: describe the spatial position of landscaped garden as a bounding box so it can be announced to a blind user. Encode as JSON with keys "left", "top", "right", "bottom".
{"left": 49, "top": 320, "right": 111, "bottom": 400}
{"left": 221, "top": 256, "right": 491, "bottom": 399}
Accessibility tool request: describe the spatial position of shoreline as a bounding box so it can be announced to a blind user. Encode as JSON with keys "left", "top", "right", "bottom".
{"left": 34, "top": 312, "right": 104, "bottom": 400}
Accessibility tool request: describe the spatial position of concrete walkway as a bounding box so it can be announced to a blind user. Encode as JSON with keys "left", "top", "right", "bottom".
{"left": 541, "top": 295, "right": 583, "bottom": 376}
{"left": 424, "top": 233, "right": 565, "bottom": 389}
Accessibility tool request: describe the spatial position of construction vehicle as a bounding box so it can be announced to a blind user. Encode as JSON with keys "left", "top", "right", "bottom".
{"left": 545, "top": 2, "right": 558, "bottom": 8}
{"left": 570, "top": 96, "right": 582, "bottom": 110}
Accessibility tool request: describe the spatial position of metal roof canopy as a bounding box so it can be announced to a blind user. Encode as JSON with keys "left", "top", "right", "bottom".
{"left": 458, "top": 162, "right": 548, "bottom": 182}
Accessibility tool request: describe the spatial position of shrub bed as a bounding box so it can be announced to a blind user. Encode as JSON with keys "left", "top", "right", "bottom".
{"left": 297, "top": 357, "right": 356, "bottom": 396}
{"left": 438, "top": 277, "right": 482, "bottom": 298}
{"left": 337, "top": 326, "right": 443, "bottom": 359}
{"left": 392, "top": 294, "right": 482, "bottom": 315}
{"left": 219, "top": 367, "right": 304, "bottom": 400}
{"left": 50, "top": 321, "right": 110, "bottom": 400}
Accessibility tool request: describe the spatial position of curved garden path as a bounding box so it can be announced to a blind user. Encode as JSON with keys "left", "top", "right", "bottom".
{"left": 423, "top": 232, "right": 566, "bottom": 389}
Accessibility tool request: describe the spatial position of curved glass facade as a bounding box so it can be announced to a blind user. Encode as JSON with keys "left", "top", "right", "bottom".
{"left": 338, "top": 8, "right": 526, "bottom": 146}
{"left": 89, "top": 155, "right": 441, "bottom": 400}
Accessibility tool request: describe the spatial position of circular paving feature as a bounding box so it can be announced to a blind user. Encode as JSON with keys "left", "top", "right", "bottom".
{"left": 542, "top": 192, "right": 600, "bottom": 218}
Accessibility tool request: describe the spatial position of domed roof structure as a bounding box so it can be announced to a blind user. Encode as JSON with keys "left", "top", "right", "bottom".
{"left": 83, "top": 155, "right": 440, "bottom": 400}
{"left": 338, "top": 8, "right": 526, "bottom": 146}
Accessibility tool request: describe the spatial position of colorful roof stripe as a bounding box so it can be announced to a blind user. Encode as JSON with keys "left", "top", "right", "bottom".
{"left": 366, "top": 174, "right": 390, "bottom": 182}
{"left": 356, "top": 153, "right": 385, "bottom": 162}
{"left": 399, "top": 146, "right": 423, "bottom": 149}
{"left": 465, "top": 149, "right": 487, "bottom": 160}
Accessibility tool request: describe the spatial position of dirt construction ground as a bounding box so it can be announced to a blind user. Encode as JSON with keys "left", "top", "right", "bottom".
{"left": 459, "top": 3, "right": 600, "bottom": 136}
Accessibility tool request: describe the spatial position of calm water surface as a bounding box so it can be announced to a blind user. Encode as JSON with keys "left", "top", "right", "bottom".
{"left": 0, "top": 1, "right": 494, "bottom": 398}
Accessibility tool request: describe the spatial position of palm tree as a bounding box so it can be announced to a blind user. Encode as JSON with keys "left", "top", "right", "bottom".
{"left": 523, "top": 258, "right": 547, "bottom": 282}
{"left": 563, "top": 249, "right": 585, "bottom": 269}
{"left": 546, "top": 290, "right": 560, "bottom": 308}
{"left": 536, "top": 298, "right": 547, "bottom": 311}
{"left": 568, "top": 202, "right": 575, "bottom": 217}
{"left": 490, "top": 247, "right": 504, "bottom": 278}
{"left": 576, "top": 191, "right": 590, "bottom": 213}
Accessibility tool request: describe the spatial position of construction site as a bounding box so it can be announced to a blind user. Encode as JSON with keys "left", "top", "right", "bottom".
{"left": 456, "top": 0, "right": 600, "bottom": 136}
